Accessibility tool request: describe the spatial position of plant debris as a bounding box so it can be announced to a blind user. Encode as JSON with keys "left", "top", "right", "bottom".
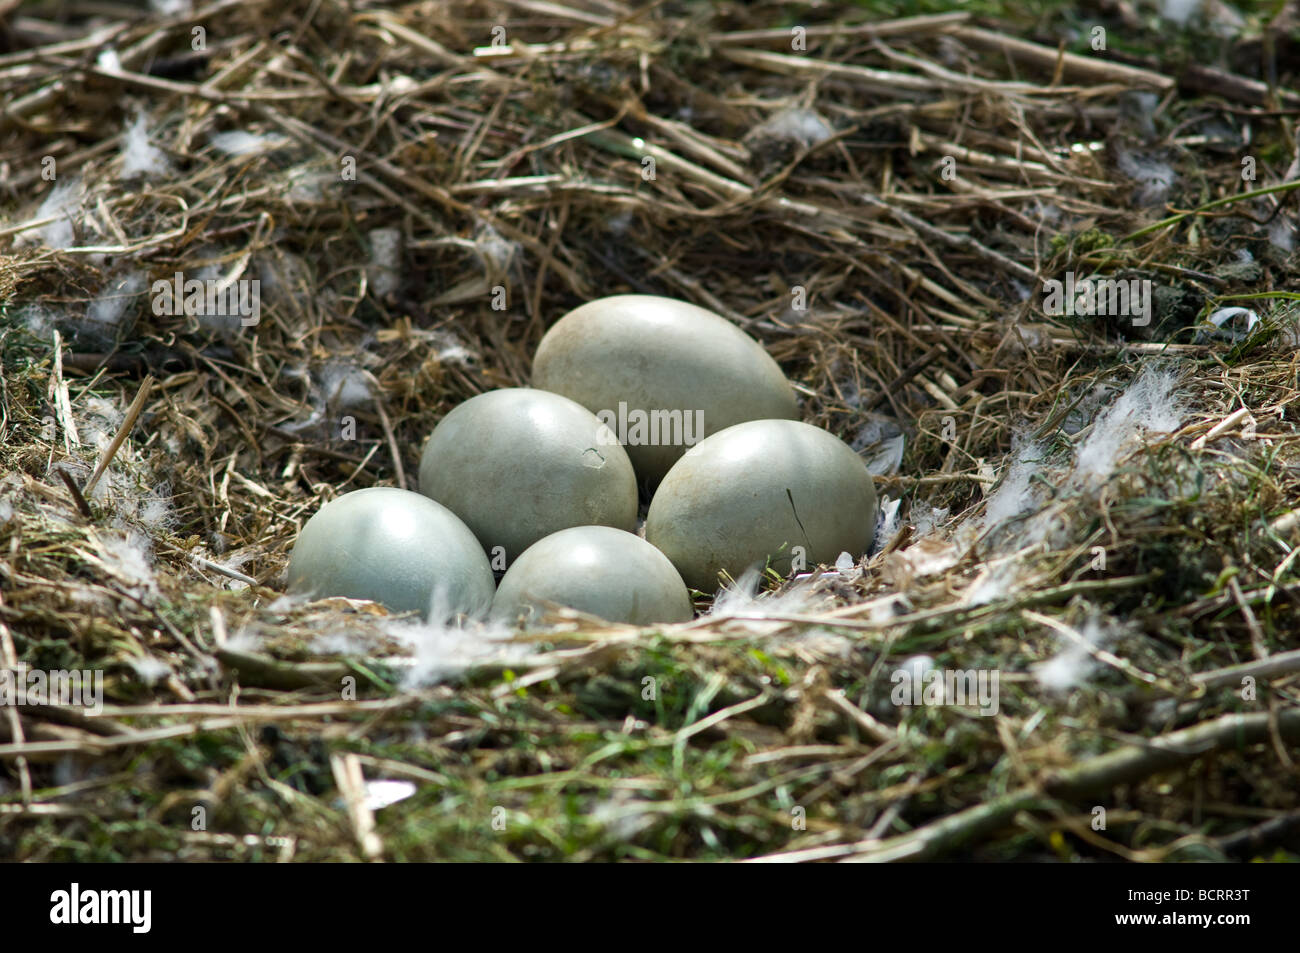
{"left": 1, "top": 0, "right": 1299, "bottom": 862}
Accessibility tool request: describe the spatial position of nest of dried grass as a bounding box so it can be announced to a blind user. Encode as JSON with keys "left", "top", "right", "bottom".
{"left": 1, "top": 0, "right": 1299, "bottom": 862}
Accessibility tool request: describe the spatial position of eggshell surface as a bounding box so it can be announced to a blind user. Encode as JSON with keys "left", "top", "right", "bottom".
{"left": 493, "top": 526, "right": 693, "bottom": 625}
{"left": 286, "top": 486, "right": 495, "bottom": 618}
{"left": 645, "top": 419, "right": 878, "bottom": 591}
{"left": 532, "top": 295, "right": 799, "bottom": 484}
{"left": 418, "top": 388, "right": 637, "bottom": 564}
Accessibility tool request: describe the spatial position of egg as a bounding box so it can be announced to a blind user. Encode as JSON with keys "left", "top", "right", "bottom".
{"left": 286, "top": 486, "right": 494, "bottom": 618}
{"left": 492, "top": 526, "right": 693, "bottom": 625}
{"left": 645, "top": 419, "right": 878, "bottom": 591}
{"left": 418, "top": 388, "right": 638, "bottom": 564}
{"left": 532, "top": 295, "right": 799, "bottom": 485}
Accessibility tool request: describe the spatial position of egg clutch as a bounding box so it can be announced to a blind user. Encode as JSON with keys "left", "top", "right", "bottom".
{"left": 286, "top": 295, "right": 879, "bottom": 625}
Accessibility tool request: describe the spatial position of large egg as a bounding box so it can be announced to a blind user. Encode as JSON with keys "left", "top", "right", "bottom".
{"left": 286, "top": 486, "right": 494, "bottom": 618}
{"left": 645, "top": 420, "right": 878, "bottom": 591}
{"left": 493, "top": 526, "right": 693, "bottom": 626}
{"left": 418, "top": 388, "right": 637, "bottom": 564}
{"left": 532, "top": 295, "right": 799, "bottom": 485}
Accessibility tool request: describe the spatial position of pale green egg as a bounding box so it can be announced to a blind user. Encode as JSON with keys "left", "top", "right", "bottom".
{"left": 286, "top": 486, "right": 494, "bottom": 618}
{"left": 532, "top": 295, "right": 798, "bottom": 486}
{"left": 418, "top": 388, "right": 638, "bottom": 565}
{"left": 645, "top": 419, "right": 878, "bottom": 592}
{"left": 493, "top": 526, "right": 693, "bottom": 626}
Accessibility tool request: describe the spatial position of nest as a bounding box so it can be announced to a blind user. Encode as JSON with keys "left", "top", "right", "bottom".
{"left": 1, "top": 0, "right": 1299, "bottom": 862}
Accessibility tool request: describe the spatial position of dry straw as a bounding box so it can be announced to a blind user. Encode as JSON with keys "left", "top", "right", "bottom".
{"left": 0, "top": 0, "right": 1298, "bottom": 861}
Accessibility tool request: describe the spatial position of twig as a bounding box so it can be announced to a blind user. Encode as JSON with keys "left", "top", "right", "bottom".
{"left": 367, "top": 373, "right": 407, "bottom": 491}
{"left": 950, "top": 26, "right": 1174, "bottom": 91}
{"left": 215, "top": 647, "right": 361, "bottom": 691}
{"left": 754, "top": 709, "right": 1300, "bottom": 862}
{"left": 1227, "top": 576, "right": 1269, "bottom": 661}
{"left": 1178, "top": 63, "right": 1300, "bottom": 108}
{"left": 1189, "top": 407, "right": 1253, "bottom": 450}
{"left": 861, "top": 194, "right": 1040, "bottom": 286}
{"left": 331, "top": 753, "right": 384, "bottom": 861}
{"left": 709, "top": 12, "right": 970, "bottom": 45}
{"left": 82, "top": 374, "right": 154, "bottom": 498}
{"left": 189, "top": 553, "right": 259, "bottom": 588}
{"left": 55, "top": 469, "right": 93, "bottom": 519}
{"left": 820, "top": 689, "right": 899, "bottom": 745}
{"left": 1193, "top": 647, "right": 1300, "bottom": 690}
{"left": 1124, "top": 181, "right": 1300, "bottom": 243}
{"left": 1022, "top": 609, "right": 1161, "bottom": 687}
{"left": 674, "top": 692, "right": 772, "bottom": 746}
{"left": 0, "top": 698, "right": 418, "bottom": 760}
{"left": 1214, "top": 811, "right": 1300, "bottom": 857}
{"left": 859, "top": 343, "right": 945, "bottom": 411}
{"left": 0, "top": 597, "right": 33, "bottom": 803}
{"left": 47, "top": 329, "right": 80, "bottom": 450}
{"left": 876, "top": 472, "right": 995, "bottom": 487}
